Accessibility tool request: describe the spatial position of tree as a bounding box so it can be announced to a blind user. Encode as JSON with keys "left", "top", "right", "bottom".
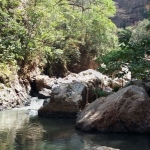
{"left": 98, "top": 19, "right": 150, "bottom": 80}
{"left": 37, "top": 0, "right": 117, "bottom": 74}
{"left": 0, "top": 0, "right": 117, "bottom": 77}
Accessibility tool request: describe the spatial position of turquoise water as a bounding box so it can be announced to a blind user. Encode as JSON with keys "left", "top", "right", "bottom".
{"left": 0, "top": 109, "right": 150, "bottom": 150}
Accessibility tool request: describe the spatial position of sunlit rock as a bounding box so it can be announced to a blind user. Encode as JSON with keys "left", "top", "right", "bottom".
{"left": 76, "top": 85, "right": 150, "bottom": 133}
{"left": 38, "top": 69, "right": 112, "bottom": 118}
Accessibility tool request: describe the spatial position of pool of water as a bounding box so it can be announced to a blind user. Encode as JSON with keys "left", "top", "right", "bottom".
{"left": 0, "top": 109, "right": 150, "bottom": 150}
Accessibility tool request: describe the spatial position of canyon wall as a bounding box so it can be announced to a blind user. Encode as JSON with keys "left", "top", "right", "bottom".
{"left": 113, "top": 0, "right": 150, "bottom": 27}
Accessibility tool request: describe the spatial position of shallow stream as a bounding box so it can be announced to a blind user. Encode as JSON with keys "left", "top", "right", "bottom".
{"left": 0, "top": 108, "right": 150, "bottom": 150}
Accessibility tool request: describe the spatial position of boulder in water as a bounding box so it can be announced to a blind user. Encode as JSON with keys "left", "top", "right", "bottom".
{"left": 38, "top": 69, "right": 112, "bottom": 118}
{"left": 76, "top": 85, "right": 150, "bottom": 133}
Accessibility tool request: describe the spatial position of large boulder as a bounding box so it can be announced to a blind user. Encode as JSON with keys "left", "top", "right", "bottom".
{"left": 38, "top": 81, "right": 86, "bottom": 118}
{"left": 38, "top": 69, "right": 112, "bottom": 118}
{"left": 76, "top": 85, "right": 150, "bottom": 133}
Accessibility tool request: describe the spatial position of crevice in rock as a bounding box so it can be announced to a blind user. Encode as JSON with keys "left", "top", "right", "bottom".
{"left": 29, "top": 80, "right": 38, "bottom": 97}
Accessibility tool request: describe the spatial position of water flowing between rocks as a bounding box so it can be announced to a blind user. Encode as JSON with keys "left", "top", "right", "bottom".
{"left": 0, "top": 97, "right": 150, "bottom": 150}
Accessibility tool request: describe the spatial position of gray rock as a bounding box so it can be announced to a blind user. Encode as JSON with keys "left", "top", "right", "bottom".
{"left": 124, "top": 80, "right": 150, "bottom": 96}
{"left": 76, "top": 85, "right": 150, "bottom": 133}
{"left": 0, "top": 73, "right": 29, "bottom": 110}
{"left": 38, "top": 81, "right": 86, "bottom": 118}
{"left": 38, "top": 88, "right": 51, "bottom": 99}
{"left": 36, "top": 75, "right": 56, "bottom": 91}
{"left": 38, "top": 69, "right": 112, "bottom": 118}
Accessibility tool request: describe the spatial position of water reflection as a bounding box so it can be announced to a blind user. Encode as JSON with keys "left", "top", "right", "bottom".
{"left": 0, "top": 110, "right": 29, "bottom": 150}
{"left": 0, "top": 109, "right": 150, "bottom": 150}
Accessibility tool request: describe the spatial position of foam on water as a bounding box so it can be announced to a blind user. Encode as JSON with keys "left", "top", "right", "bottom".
{"left": 28, "top": 97, "right": 44, "bottom": 110}
{"left": 15, "top": 97, "right": 44, "bottom": 117}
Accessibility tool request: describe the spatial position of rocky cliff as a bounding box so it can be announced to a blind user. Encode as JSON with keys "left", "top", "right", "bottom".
{"left": 113, "top": 0, "right": 150, "bottom": 27}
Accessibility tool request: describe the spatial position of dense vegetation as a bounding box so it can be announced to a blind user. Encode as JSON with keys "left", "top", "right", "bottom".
{"left": 0, "top": 0, "right": 117, "bottom": 77}
{"left": 98, "top": 19, "right": 150, "bottom": 80}
{"left": 0, "top": 0, "right": 149, "bottom": 81}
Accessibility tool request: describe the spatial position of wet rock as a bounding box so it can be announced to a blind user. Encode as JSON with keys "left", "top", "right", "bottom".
{"left": 38, "top": 81, "right": 86, "bottom": 118}
{"left": 76, "top": 85, "right": 150, "bottom": 133}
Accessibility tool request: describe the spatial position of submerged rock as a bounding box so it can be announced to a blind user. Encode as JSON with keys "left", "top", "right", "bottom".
{"left": 76, "top": 85, "right": 150, "bottom": 133}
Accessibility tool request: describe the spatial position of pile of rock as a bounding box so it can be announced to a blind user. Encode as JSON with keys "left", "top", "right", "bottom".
{"left": 37, "top": 69, "right": 112, "bottom": 118}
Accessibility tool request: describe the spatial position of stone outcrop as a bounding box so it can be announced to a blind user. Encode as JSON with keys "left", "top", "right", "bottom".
{"left": 113, "top": 0, "right": 150, "bottom": 27}
{"left": 0, "top": 74, "right": 30, "bottom": 110}
{"left": 38, "top": 69, "right": 112, "bottom": 118}
{"left": 76, "top": 85, "right": 150, "bottom": 133}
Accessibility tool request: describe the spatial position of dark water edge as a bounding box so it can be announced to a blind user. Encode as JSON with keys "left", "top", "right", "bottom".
{"left": 0, "top": 109, "right": 150, "bottom": 150}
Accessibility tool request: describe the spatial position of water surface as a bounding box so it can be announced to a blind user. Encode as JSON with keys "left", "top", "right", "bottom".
{"left": 0, "top": 109, "right": 150, "bottom": 150}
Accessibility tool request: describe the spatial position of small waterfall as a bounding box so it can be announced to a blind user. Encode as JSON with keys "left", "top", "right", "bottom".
{"left": 27, "top": 97, "right": 44, "bottom": 117}
{"left": 29, "top": 97, "right": 44, "bottom": 110}
{"left": 18, "top": 97, "right": 44, "bottom": 117}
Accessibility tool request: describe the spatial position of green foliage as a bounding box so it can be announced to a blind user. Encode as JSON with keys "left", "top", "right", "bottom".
{"left": 112, "top": 86, "right": 120, "bottom": 92}
{"left": 0, "top": 0, "right": 43, "bottom": 67}
{"left": 98, "top": 19, "right": 150, "bottom": 80}
{"left": 93, "top": 88, "right": 109, "bottom": 98}
{"left": 36, "top": 0, "right": 117, "bottom": 73}
{"left": 0, "top": 0, "right": 117, "bottom": 76}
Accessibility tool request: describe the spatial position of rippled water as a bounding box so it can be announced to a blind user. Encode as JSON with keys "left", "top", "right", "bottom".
{"left": 0, "top": 109, "right": 150, "bottom": 150}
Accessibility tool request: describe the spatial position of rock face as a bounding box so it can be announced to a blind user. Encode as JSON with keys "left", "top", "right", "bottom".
{"left": 113, "top": 0, "right": 150, "bottom": 27}
{"left": 0, "top": 74, "right": 30, "bottom": 110}
{"left": 76, "top": 85, "right": 150, "bottom": 133}
{"left": 38, "top": 69, "right": 112, "bottom": 118}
